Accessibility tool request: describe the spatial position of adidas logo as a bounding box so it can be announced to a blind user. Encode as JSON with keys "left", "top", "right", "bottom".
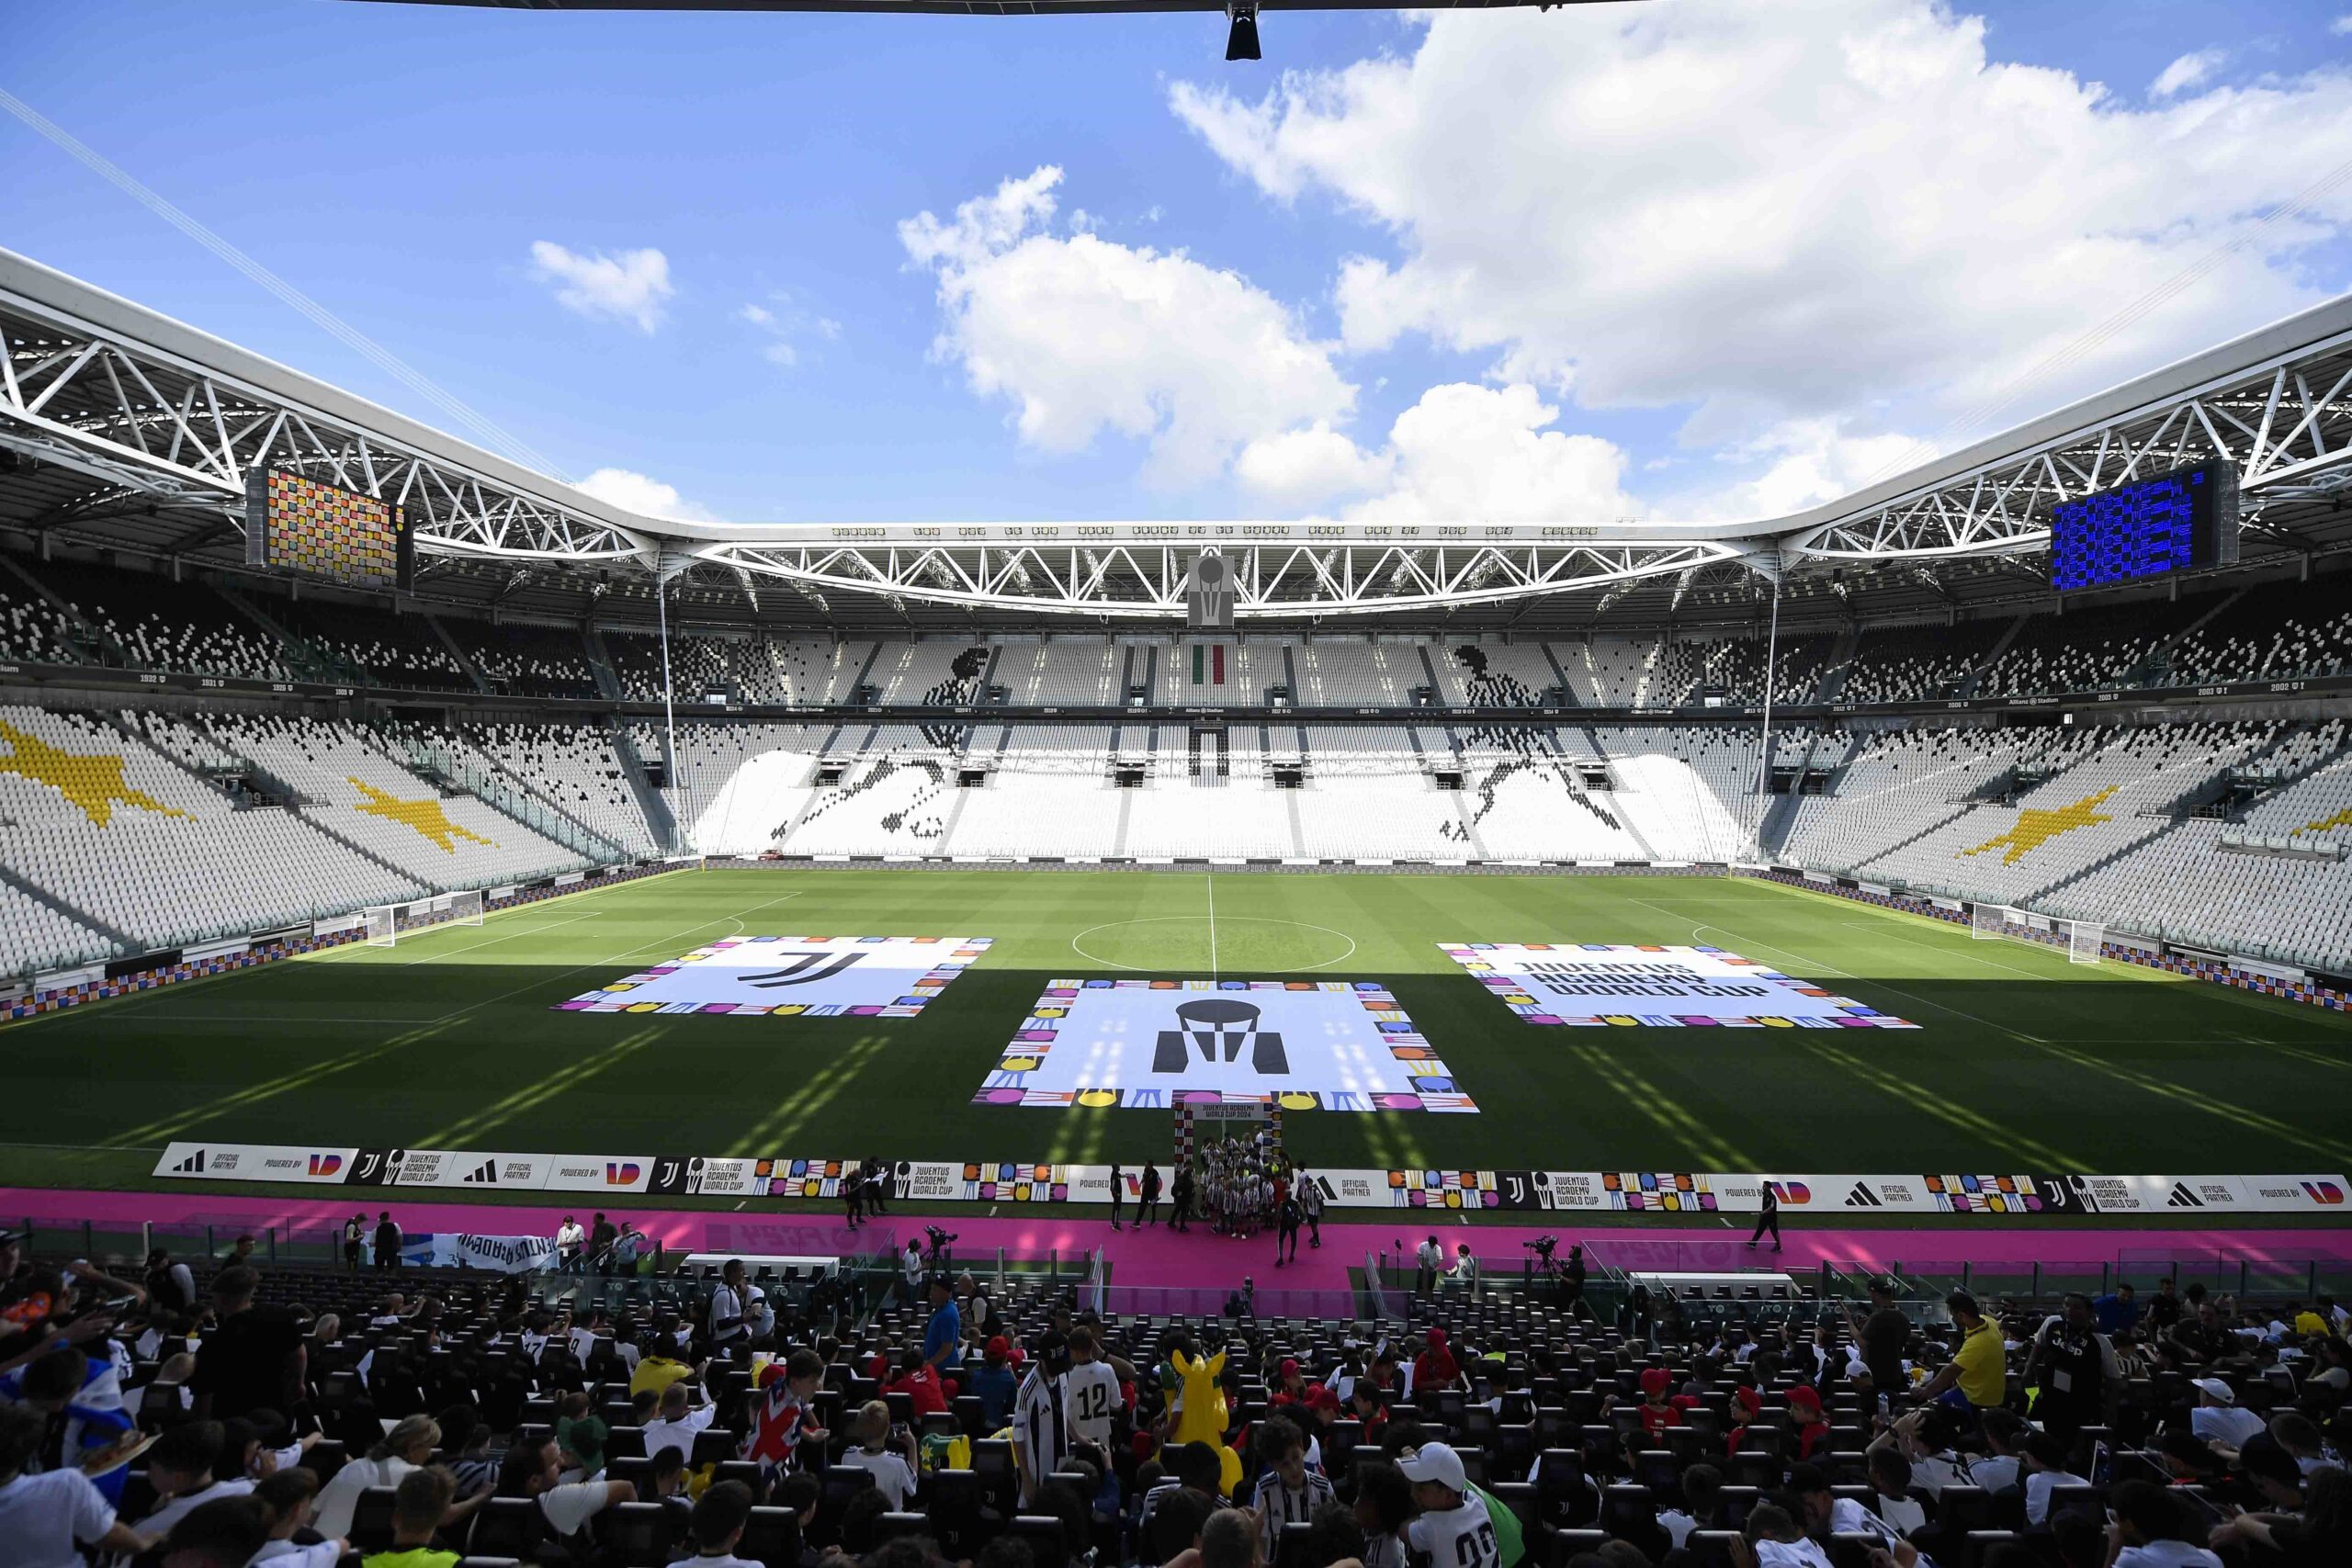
{"left": 1843, "top": 1181, "right": 1883, "bottom": 1208}
{"left": 172, "top": 1150, "right": 206, "bottom": 1175}
{"left": 2165, "top": 1182, "right": 2204, "bottom": 1208}
{"left": 461, "top": 1158, "right": 498, "bottom": 1185}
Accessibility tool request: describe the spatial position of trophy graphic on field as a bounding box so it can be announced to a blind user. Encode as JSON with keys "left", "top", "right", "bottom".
{"left": 1154, "top": 997, "right": 1288, "bottom": 1077}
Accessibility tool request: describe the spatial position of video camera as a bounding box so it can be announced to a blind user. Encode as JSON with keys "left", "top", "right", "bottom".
{"left": 923, "top": 1224, "right": 958, "bottom": 1250}
{"left": 1522, "top": 1235, "right": 1558, "bottom": 1260}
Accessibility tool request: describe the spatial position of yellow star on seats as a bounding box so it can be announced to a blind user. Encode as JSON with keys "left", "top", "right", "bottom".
{"left": 0, "top": 718, "right": 190, "bottom": 827}
{"left": 1959, "top": 785, "right": 2119, "bottom": 866}
{"left": 350, "top": 777, "right": 497, "bottom": 852}
{"left": 2297, "top": 807, "right": 2352, "bottom": 837}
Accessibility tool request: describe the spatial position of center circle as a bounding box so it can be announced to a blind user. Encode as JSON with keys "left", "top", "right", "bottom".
{"left": 1069, "top": 916, "right": 1358, "bottom": 975}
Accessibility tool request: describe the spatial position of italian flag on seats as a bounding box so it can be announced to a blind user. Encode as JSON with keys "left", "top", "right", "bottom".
{"left": 1190, "top": 642, "right": 1227, "bottom": 686}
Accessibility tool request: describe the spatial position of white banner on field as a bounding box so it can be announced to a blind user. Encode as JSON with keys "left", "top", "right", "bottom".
{"left": 978, "top": 978, "right": 1473, "bottom": 1111}
{"left": 556, "top": 935, "right": 992, "bottom": 1018}
{"left": 1441, "top": 942, "right": 1918, "bottom": 1029}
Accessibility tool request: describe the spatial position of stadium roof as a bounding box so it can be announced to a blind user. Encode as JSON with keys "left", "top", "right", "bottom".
{"left": 3, "top": 243, "right": 2350, "bottom": 632}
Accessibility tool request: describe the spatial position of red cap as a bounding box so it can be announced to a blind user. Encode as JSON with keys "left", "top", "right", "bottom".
{"left": 1279, "top": 1358, "right": 1300, "bottom": 1380}
{"left": 757, "top": 1363, "right": 788, "bottom": 1389}
{"left": 1306, "top": 1385, "right": 1341, "bottom": 1413}
{"left": 1733, "top": 1386, "right": 1762, "bottom": 1416}
{"left": 1787, "top": 1385, "right": 1822, "bottom": 1414}
{"left": 1639, "top": 1367, "right": 1672, "bottom": 1398}
{"left": 987, "top": 1336, "right": 1011, "bottom": 1360}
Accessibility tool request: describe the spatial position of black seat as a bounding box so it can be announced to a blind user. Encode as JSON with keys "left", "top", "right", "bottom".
{"left": 467, "top": 1497, "right": 547, "bottom": 1558}
{"left": 605, "top": 1501, "right": 673, "bottom": 1567}
{"left": 350, "top": 1486, "right": 400, "bottom": 1552}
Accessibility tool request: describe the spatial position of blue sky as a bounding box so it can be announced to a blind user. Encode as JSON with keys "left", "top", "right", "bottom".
{"left": 6, "top": 0, "right": 2351, "bottom": 526}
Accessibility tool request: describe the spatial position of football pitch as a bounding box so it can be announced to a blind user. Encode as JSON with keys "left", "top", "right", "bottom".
{"left": 9, "top": 866, "right": 2352, "bottom": 1213}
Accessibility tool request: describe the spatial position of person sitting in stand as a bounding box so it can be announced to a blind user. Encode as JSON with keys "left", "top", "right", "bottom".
{"left": 1724, "top": 1384, "right": 1764, "bottom": 1459}
{"left": 1771, "top": 1382, "right": 1826, "bottom": 1461}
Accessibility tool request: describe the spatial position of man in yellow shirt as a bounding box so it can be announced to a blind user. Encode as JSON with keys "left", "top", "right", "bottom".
{"left": 1919, "top": 1291, "right": 2007, "bottom": 1410}
{"left": 2290, "top": 1302, "right": 2329, "bottom": 1338}
{"left": 629, "top": 1342, "right": 698, "bottom": 1401}
{"left": 361, "top": 1466, "right": 458, "bottom": 1568}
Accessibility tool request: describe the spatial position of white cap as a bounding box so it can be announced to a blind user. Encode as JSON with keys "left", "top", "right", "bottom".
{"left": 1398, "top": 1441, "right": 1468, "bottom": 1494}
{"left": 2191, "top": 1377, "right": 2235, "bottom": 1404}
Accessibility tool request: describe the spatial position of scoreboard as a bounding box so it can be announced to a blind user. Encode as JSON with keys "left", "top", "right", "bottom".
{"left": 2049, "top": 457, "right": 2238, "bottom": 592}
{"left": 244, "top": 468, "right": 413, "bottom": 592}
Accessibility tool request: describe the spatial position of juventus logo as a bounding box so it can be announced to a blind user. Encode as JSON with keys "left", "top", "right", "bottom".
{"left": 740, "top": 952, "right": 865, "bottom": 988}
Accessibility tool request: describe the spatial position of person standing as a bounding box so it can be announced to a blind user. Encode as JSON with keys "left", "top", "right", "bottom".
{"left": 1137, "top": 1163, "right": 1162, "bottom": 1228}
{"left": 371, "top": 1213, "right": 401, "bottom": 1273}
{"left": 1299, "top": 1172, "right": 1323, "bottom": 1248}
{"left": 2025, "top": 1293, "right": 2118, "bottom": 1448}
{"left": 1274, "top": 1190, "right": 1304, "bottom": 1268}
{"left": 842, "top": 1168, "right": 865, "bottom": 1231}
{"left": 341, "top": 1216, "right": 365, "bottom": 1273}
{"left": 555, "top": 1216, "right": 584, "bottom": 1274}
{"left": 1011, "top": 1331, "right": 1070, "bottom": 1507}
{"left": 1108, "top": 1163, "right": 1125, "bottom": 1233}
{"left": 1747, "top": 1181, "right": 1782, "bottom": 1253}
{"left": 1414, "top": 1235, "right": 1442, "bottom": 1296}
{"left": 1170, "top": 1163, "right": 1195, "bottom": 1233}
{"left": 586, "top": 1213, "right": 617, "bottom": 1275}
{"left": 190, "top": 1267, "right": 305, "bottom": 1421}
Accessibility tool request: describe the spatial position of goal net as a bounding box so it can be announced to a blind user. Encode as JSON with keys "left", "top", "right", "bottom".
{"left": 362, "top": 889, "right": 485, "bottom": 947}
{"left": 1969, "top": 903, "right": 2101, "bottom": 965}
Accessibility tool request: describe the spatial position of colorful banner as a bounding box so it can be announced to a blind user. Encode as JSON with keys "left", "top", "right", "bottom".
{"left": 555, "top": 934, "right": 992, "bottom": 1018}
{"left": 1441, "top": 942, "right": 1918, "bottom": 1029}
{"left": 976, "top": 978, "right": 1474, "bottom": 1112}
{"left": 150, "top": 1145, "right": 2349, "bottom": 1217}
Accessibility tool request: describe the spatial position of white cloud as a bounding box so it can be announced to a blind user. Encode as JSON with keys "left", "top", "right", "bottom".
{"left": 1234, "top": 423, "right": 1393, "bottom": 508}
{"left": 1668, "top": 418, "right": 1926, "bottom": 520}
{"left": 899, "top": 166, "right": 1356, "bottom": 488}
{"left": 738, "top": 294, "right": 841, "bottom": 368}
{"left": 1235, "top": 382, "right": 1641, "bottom": 522}
{"left": 2151, "top": 50, "right": 2223, "bottom": 97}
{"left": 527, "top": 242, "right": 673, "bottom": 333}
{"left": 2334, "top": 16, "right": 2352, "bottom": 36}
{"left": 1170, "top": 0, "right": 2352, "bottom": 463}
{"left": 574, "top": 467, "right": 719, "bottom": 523}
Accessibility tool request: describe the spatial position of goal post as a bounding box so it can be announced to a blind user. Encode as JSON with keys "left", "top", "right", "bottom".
{"left": 361, "top": 889, "right": 486, "bottom": 947}
{"left": 1968, "top": 901, "right": 2101, "bottom": 965}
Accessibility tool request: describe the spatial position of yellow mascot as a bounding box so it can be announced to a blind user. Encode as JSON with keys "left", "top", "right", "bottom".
{"left": 1166, "top": 1348, "right": 1243, "bottom": 1497}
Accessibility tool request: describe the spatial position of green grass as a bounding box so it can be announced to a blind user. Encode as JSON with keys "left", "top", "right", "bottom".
{"left": 8, "top": 866, "right": 2352, "bottom": 1210}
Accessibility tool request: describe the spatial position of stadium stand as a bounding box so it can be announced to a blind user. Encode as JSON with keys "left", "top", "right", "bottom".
{"left": 262, "top": 595, "right": 476, "bottom": 692}
{"left": 440, "top": 620, "right": 603, "bottom": 699}
{"left": 4, "top": 1226, "right": 2341, "bottom": 1568}
{"left": 3, "top": 552, "right": 2352, "bottom": 983}
{"left": 205, "top": 713, "right": 592, "bottom": 887}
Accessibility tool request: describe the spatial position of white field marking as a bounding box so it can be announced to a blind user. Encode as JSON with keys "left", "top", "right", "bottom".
{"left": 1206, "top": 870, "right": 1218, "bottom": 983}
{"left": 1068, "top": 916, "right": 1358, "bottom": 975}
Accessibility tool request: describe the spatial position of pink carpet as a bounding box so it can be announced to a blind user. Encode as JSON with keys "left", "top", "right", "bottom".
{"left": 10, "top": 1188, "right": 2349, "bottom": 1294}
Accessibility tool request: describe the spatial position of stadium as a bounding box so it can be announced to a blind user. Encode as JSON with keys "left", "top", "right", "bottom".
{"left": 3, "top": 4, "right": 2351, "bottom": 1566}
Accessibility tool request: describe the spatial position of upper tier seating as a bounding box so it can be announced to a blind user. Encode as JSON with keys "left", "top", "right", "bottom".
{"left": 442, "top": 621, "right": 602, "bottom": 699}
